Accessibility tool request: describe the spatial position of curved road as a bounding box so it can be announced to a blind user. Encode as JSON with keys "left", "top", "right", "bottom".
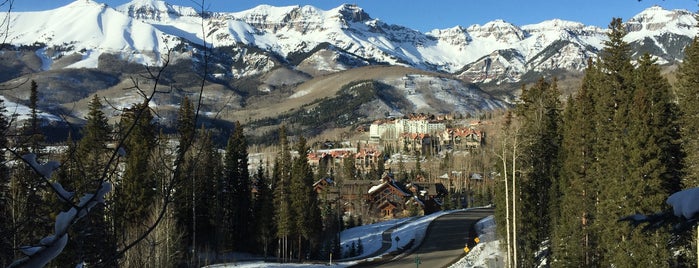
{"left": 375, "top": 208, "right": 494, "bottom": 268}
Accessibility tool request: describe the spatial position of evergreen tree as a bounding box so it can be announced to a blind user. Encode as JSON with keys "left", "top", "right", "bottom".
{"left": 175, "top": 126, "right": 222, "bottom": 262}
{"left": 585, "top": 18, "right": 633, "bottom": 267}
{"left": 223, "top": 121, "right": 252, "bottom": 251}
{"left": 343, "top": 155, "right": 357, "bottom": 181}
{"left": 273, "top": 126, "right": 293, "bottom": 262}
{"left": 253, "top": 160, "right": 275, "bottom": 257}
{"left": 551, "top": 18, "right": 681, "bottom": 266}
{"left": 8, "top": 80, "right": 52, "bottom": 263}
{"left": 24, "top": 80, "right": 44, "bottom": 155}
{"left": 176, "top": 96, "right": 196, "bottom": 158}
{"left": 673, "top": 34, "right": 699, "bottom": 267}
{"left": 357, "top": 238, "right": 364, "bottom": 255}
{"left": 115, "top": 103, "right": 158, "bottom": 226}
{"left": 551, "top": 61, "right": 600, "bottom": 267}
{"left": 192, "top": 128, "right": 221, "bottom": 250}
{"left": 515, "top": 78, "right": 562, "bottom": 267}
{"left": 290, "top": 136, "right": 322, "bottom": 261}
{"left": 56, "top": 95, "right": 115, "bottom": 266}
{"left": 0, "top": 98, "right": 12, "bottom": 267}
{"left": 348, "top": 241, "right": 356, "bottom": 258}
{"left": 618, "top": 53, "right": 680, "bottom": 264}
{"left": 675, "top": 36, "right": 699, "bottom": 188}
{"left": 173, "top": 96, "right": 198, "bottom": 262}
{"left": 76, "top": 95, "right": 113, "bottom": 194}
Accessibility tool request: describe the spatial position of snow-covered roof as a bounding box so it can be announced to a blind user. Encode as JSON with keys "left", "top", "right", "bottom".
{"left": 368, "top": 182, "right": 387, "bottom": 194}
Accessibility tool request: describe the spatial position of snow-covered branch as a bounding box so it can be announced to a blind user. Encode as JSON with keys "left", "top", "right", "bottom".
{"left": 9, "top": 181, "right": 111, "bottom": 268}
{"left": 620, "top": 187, "right": 699, "bottom": 232}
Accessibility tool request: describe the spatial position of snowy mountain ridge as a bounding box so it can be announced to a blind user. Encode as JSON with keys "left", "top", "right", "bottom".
{"left": 1, "top": 1, "right": 696, "bottom": 83}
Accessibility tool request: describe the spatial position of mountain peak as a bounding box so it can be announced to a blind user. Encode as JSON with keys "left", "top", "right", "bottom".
{"left": 116, "top": 0, "right": 199, "bottom": 20}
{"left": 523, "top": 19, "right": 585, "bottom": 30}
{"left": 468, "top": 19, "right": 525, "bottom": 42}
{"left": 64, "top": 0, "right": 105, "bottom": 9}
{"left": 334, "top": 4, "right": 371, "bottom": 23}
{"left": 627, "top": 5, "right": 696, "bottom": 33}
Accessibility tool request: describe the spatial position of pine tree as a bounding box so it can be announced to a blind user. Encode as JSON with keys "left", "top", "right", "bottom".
{"left": 348, "top": 241, "right": 356, "bottom": 258}
{"left": 515, "top": 78, "right": 562, "bottom": 267}
{"left": 0, "top": 98, "right": 12, "bottom": 267}
{"left": 596, "top": 18, "right": 679, "bottom": 267}
{"left": 590, "top": 18, "right": 639, "bottom": 267}
{"left": 675, "top": 36, "right": 699, "bottom": 188}
{"left": 173, "top": 97, "right": 198, "bottom": 262}
{"left": 673, "top": 34, "right": 699, "bottom": 267}
{"left": 76, "top": 95, "right": 113, "bottom": 194}
{"left": 290, "top": 136, "right": 322, "bottom": 261}
{"left": 273, "top": 126, "right": 293, "bottom": 262}
{"left": 223, "top": 121, "right": 252, "bottom": 251}
{"left": 112, "top": 102, "right": 168, "bottom": 266}
{"left": 176, "top": 96, "right": 196, "bottom": 158}
{"left": 175, "top": 126, "right": 222, "bottom": 261}
{"left": 192, "top": 128, "right": 221, "bottom": 249}
{"left": 55, "top": 95, "right": 115, "bottom": 266}
{"left": 24, "top": 80, "right": 44, "bottom": 155}
{"left": 115, "top": 103, "right": 158, "bottom": 226}
{"left": 357, "top": 238, "right": 364, "bottom": 255}
{"left": 343, "top": 155, "right": 357, "bottom": 181}
{"left": 618, "top": 53, "right": 680, "bottom": 265}
{"left": 9, "top": 80, "right": 52, "bottom": 263}
{"left": 551, "top": 60, "right": 600, "bottom": 267}
{"left": 253, "top": 160, "right": 275, "bottom": 257}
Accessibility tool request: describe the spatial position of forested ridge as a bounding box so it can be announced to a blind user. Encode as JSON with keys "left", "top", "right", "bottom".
{"left": 495, "top": 18, "right": 699, "bottom": 267}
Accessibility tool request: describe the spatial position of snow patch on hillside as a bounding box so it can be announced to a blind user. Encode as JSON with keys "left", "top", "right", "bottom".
{"left": 1, "top": 96, "right": 62, "bottom": 122}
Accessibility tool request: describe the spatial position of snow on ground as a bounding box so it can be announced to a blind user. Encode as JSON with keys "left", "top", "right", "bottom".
{"left": 206, "top": 262, "right": 350, "bottom": 268}
{"left": 449, "top": 215, "right": 504, "bottom": 268}
{"left": 208, "top": 208, "right": 498, "bottom": 268}
{"left": 388, "top": 210, "right": 452, "bottom": 253}
{"left": 338, "top": 217, "right": 411, "bottom": 259}
{"left": 1, "top": 96, "right": 62, "bottom": 122}
{"left": 35, "top": 48, "right": 53, "bottom": 71}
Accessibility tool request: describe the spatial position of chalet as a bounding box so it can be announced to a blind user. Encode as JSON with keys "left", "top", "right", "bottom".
{"left": 367, "top": 173, "right": 412, "bottom": 218}
{"left": 439, "top": 127, "right": 484, "bottom": 149}
{"left": 313, "top": 177, "right": 335, "bottom": 195}
{"left": 399, "top": 133, "right": 431, "bottom": 153}
{"left": 408, "top": 182, "right": 449, "bottom": 214}
{"left": 355, "top": 148, "right": 382, "bottom": 169}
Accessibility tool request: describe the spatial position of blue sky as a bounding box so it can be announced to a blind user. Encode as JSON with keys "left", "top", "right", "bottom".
{"left": 9, "top": 0, "right": 699, "bottom": 32}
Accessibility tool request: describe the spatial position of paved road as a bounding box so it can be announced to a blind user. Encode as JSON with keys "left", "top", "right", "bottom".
{"left": 372, "top": 208, "right": 494, "bottom": 268}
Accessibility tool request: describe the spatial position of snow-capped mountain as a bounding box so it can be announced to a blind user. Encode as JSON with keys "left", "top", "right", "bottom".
{"left": 1, "top": 1, "right": 695, "bottom": 83}
{"left": 0, "top": 0, "right": 182, "bottom": 68}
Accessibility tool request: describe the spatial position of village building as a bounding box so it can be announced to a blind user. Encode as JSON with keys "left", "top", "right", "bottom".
{"left": 366, "top": 173, "right": 412, "bottom": 219}
{"left": 438, "top": 127, "right": 484, "bottom": 149}
{"left": 407, "top": 182, "right": 449, "bottom": 214}
{"left": 369, "top": 116, "right": 446, "bottom": 142}
{"left": 399, "top": 132, "right": 431, "bottom": 153}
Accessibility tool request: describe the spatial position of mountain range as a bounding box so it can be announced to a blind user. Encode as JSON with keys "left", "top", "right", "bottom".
{"left": 0, "top": 0, "right": 695, "bottom": 138}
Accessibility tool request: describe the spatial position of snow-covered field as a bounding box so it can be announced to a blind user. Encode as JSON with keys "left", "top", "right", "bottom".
{"left": 206, "top": 208, "right": 502, "bottom": 268}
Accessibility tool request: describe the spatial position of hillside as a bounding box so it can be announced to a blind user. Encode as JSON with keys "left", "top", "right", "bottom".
{"left": 0, "top": 1, "right": 695, "bottom": 141}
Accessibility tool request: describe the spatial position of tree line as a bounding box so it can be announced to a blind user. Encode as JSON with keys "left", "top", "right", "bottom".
{"left": 495, "top": 18, "right": 699, "bottom": 267}
{"left": 0, "top": 86, "right": 338, "bottom": 266}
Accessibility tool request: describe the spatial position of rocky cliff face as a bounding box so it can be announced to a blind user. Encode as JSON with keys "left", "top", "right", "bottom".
{"left": 2, "top": 1, "right": 697, "bottom": 85}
